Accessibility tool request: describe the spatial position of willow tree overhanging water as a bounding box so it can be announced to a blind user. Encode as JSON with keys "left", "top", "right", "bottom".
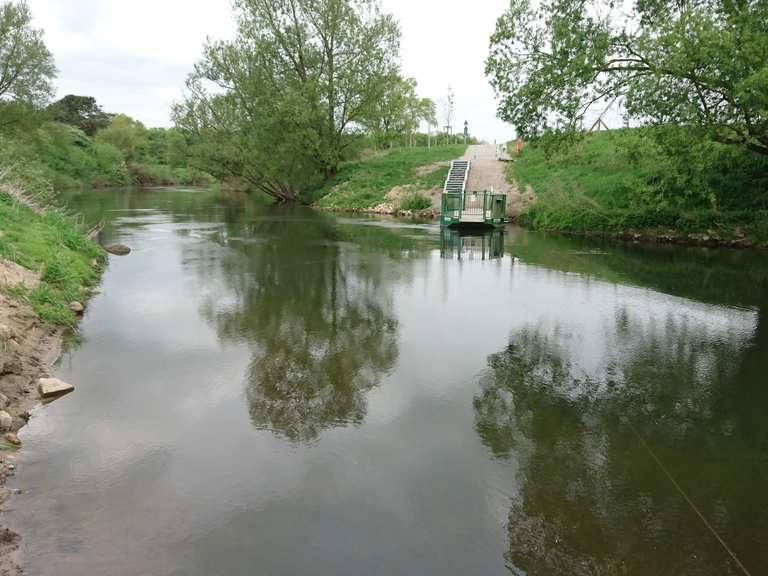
{"left": 173, "top": 0, "right": 405, "bottom": 203}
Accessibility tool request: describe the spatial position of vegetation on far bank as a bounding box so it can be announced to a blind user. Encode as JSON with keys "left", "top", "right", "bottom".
{"left": 314, "top": 144, "right": 466, "bottom": 210}
{"left": 0, "top": 107, "right": 216, "bottom": 192}
{"left": 511, "top": 128, "right": 768, "bottom": 243}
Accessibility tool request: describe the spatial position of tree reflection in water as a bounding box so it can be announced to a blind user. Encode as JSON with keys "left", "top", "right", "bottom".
{"left": 474, "top": 306, "right": 768, "bottom": 575}
{"left": 198, "top": 211, "right": 404, "bottom": 443}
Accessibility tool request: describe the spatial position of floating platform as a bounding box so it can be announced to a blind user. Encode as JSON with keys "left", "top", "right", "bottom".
{"left": 439, "top": 160, "right": 507, "bottom": 227}
{"left": 440, "top": 191, "right": 507, "bottom": 227}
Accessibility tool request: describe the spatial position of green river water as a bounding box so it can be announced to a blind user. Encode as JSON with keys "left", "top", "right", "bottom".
{"left": 8, "top": 186, "right": 768, "bottom": 575}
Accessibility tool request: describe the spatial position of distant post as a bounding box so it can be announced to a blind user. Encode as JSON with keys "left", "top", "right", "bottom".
{"left": 463, "top": 120, "right": 468, "bottom": 144}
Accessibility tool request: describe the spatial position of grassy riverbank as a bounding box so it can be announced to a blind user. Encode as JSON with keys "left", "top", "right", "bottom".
{"left": 0, "top": 113, "right": 214, "bottom": 192}
{"left": 314, "top": 144, "right": 467, "bottom": 211}
{"left": 0, "top": 181, "right": 103, "bottom": 326}
{"left": 512, "top": 129, "right": 768, "bottom": 246}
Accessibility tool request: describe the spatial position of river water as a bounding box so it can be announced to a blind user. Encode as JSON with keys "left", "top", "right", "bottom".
{"left": 9, "top": 187, "right": 768, "bottom": 575}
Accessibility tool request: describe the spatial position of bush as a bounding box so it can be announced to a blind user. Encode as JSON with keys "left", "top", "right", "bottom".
{"left": 399, "top": 192, "right": 432, "bottom": 211}
{"left": 128, "top": 163, "right": 216, "bottom": 186}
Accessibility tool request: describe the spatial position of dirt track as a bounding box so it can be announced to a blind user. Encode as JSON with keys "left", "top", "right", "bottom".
{"left": 460, "top": 144, "right": 524, "bottom": 216}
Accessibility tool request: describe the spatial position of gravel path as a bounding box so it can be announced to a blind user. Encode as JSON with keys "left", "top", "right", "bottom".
{"left": 460, "top": 144, "right": 524, "bottom": 216}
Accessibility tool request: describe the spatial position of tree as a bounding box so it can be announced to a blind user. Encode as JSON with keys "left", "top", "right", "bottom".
{"left": 0, "top": 1, "right": 55, "bottom": 105}
{"left": 361, "top": 76, "right": 435, "bottom": 148}
{"left": 440, "top": 85, "right": 455, "bottom": 144}
{"left": 48, "top": 95, "right": 112, "bottom": 136}
{"left": 95, "top": 114, "right": 148, "bottom": 163}
{"left": 486, "top": 0, "right": 768, "bottom": 154}
{"left": 174, "top": 0, "right": 402, "bottom": 203}
{"left": 363, "top": 75, "right": 414, "bottom": 148}
{"left": 406, "top": 95, "right": 436, "bottom": 147}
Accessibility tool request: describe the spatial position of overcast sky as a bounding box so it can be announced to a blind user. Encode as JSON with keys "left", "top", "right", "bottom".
{"left": 26, "top": 0, "right": 515, "bottom": 142}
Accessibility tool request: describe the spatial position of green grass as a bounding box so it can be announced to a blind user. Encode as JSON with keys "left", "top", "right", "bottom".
{"left": 0, "top": 189, "right": 104, "bottom": 325}
{"left": 314, "top": 144, "right": 467, "bottom": 209}
{"left": 512, "top": 129, "right": 768, "bottom": 243}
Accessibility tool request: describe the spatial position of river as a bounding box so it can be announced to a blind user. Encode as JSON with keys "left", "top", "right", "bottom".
{"left": 8, "top": 187, "right": 768, "bottom": 575}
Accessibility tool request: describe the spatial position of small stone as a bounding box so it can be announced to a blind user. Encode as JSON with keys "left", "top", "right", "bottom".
{"left": 3, "top": 433, "right": 20, "bottom": 446}
{"left": 0, "top": 411, "right": 12, "bottom": 431}
{"left": 90, "top": 259, "right": 99, "bottom": 268}
{"left": 68, "top": 301, "right": 84, "bottom": 313}
{"left": 0, "top": 393, "right": 8, "bottom": 410}
{"left": 104, "top": 244, "right": 131, "bottom": 256}
{"left": 38, "top": 377, "right": 75, "bottom": 398}
{"left": 0, "top": 324, "right": 11, "bottom": 341}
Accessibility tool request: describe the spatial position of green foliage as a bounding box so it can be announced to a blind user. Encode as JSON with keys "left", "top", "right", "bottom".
{"left": 95, "top": 114, "right": 148, "bottom": 162}
{"left": 315, "top": 144, "right": 466, "bottom": 209}
{"left": 0, "top": 190, "right": 103, "bottom": 325}
{"left": 128, "top": 163, "right": 216, "bottom": 187}
{"left": 174, "top": 0, "right": 403, "bottom": 203}
{"left": 514, "top": 129, "right": 768, "bottom": 241}
{"left": 362, "top": 76, "right": 436, "bottom": 149}
{"left": 0, "top": 0, "right": 56, "bottom": 105}
{"left": 487, "top": 0, "right": 768, "bottom": 155}
{"left": 1, "top": 121, "right": 131, "bottom": 189}
{"left": 1, "top": 98, "right": 211, "bottom": 190}
{"left": 47, "top": 94, "right": 112, "bottom": 136}
{"left": 398, "top": 192, "right": 431, "bottom": 211}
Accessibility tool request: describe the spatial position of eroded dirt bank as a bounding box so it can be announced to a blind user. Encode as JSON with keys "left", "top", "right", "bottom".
{"left": 0, "top": 259, "right": 70, "bottom": 575}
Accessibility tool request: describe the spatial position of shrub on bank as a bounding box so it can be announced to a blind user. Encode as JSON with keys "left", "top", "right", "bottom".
{"left": 128, "top": 163, "right": 216, "bottom": 187}
{"left": 399, "top": 192, "right": 432, "bottom": 211}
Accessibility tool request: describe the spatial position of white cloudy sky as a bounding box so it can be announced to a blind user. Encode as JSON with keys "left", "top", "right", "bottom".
{"left": 26, "top": 0, "right": 515, "bottom": 142}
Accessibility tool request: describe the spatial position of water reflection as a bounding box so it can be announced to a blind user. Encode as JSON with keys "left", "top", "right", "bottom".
{"left": 195, "top": 211, "right": 402, "bottom": 443}
{"left": 441, "top": 228, "right": 505, "bottom": 260}
{"left": 474, "top": 306, "right": 768, "bottom": 575}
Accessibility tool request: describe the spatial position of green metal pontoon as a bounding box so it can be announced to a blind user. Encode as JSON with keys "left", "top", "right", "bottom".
{"left": 439, "top": 160, "right": 507, "bottom": 227}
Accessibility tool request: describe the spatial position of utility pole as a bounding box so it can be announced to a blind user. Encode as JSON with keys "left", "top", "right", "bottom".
{"left": 463, "top": 120, "right": 468, "bottom": 144}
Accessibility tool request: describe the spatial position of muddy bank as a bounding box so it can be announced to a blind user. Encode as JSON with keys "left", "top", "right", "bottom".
{"left": 320, "top": 203, "right": 440, "bottom": 220}
{"left": 545, "top": 228, "right": 768, "bottom": 250}
{"left": 0, "top": 258, "right": 93, "bottom": 575}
